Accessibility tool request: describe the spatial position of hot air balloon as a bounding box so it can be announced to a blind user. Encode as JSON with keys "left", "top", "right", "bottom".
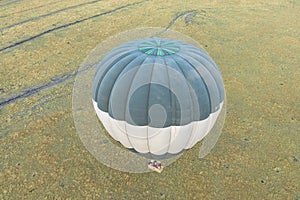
{"left": 92, "top": 37, "right": 224, "bottom": 157}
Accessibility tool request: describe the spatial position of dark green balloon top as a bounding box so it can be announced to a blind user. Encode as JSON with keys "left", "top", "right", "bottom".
{"left": 92, "top": 38, "right": 224, "bottom": 128}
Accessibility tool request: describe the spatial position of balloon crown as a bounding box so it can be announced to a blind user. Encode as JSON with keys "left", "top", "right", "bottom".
{"left": 138, "top": 38, "right": 180, "bottom": 56}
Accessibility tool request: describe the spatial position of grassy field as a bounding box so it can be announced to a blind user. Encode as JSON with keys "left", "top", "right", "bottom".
{"left": 0, "top": 0, "right": 299, "bottom": 199}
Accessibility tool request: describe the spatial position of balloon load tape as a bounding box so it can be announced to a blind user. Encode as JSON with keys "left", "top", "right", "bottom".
{"left": 148, "top": 160, "right": 164, "bottom": 173}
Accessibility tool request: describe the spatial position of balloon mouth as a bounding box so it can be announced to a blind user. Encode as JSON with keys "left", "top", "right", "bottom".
{"left": 128, "top": 148, "right": 186, "bottom": 160}
{"left": 138, "top": 38, "right": 180, "bottom": 56}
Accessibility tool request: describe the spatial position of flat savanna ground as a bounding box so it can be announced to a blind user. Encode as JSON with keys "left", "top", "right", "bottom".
{"left": 0, "top": 0, "right": 299, "bottom": 199}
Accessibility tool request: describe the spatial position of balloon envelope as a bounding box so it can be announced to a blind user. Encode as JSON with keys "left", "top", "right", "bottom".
{"left": 92, "top": 38, "right": 224, "bottom": 156}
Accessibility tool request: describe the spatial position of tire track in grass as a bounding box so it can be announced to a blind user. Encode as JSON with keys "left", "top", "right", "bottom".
{"left": 0, "top": 0, "right": 102, "bottom": 31}
{"left": 0, "top": 0, "right": 68, "bottom": 18}
{"left": 0, "top": 8, "right": 196, "bottom": 139}
{"left": 153, "top": 10, "right": 197, "bottom": 36}
{"left": 166, "top": 10, "right": 197, "bottom": 29}
{"left": 0, "top": 90, "right": 73, "bottom": 139}
{"left": 0, "top": 64, "right": 94, "bottom": 108}
{"left": 0, "top": 0, "right": 21, "bottom": 7}
{"left": 0, "top": 8, "right": 195, "bottom": 109}
{"left": 0, "top": 0, "right": 149, "bottom": 52}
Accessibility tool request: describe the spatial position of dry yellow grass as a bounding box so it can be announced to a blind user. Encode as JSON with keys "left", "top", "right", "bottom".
{"left": 0, "top": 0, "right": 299, "bottom": 199}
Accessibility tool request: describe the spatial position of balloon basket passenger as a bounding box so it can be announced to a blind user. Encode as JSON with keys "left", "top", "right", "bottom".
{"left": 148, "top": 160, "right": 163, "bottom": 173}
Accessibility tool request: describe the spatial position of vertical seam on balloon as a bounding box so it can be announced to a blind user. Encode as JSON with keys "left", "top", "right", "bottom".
{"left": 100, "top": 52, "right": 142, "bottom": 145}
{"left": 173, "top": 55, "right": 211, "bottom": 120}
{"left": 163, "top": 56, "right": 172, "bottom": 154}
{"left": 176, "top": 54, "right": 213, "bottom": 115}
{"left": 172, "top": 58, "right": 197, "bottom": 150}
{"left": 186, "top": 122, "right": 196, "bottom": 150}
{"left": 187, "top": 47, "right": 224, "bottom": 101}
{"left": 121, "top": 54, "right": 150, "bottom": 151}
{"left": 186, "top": 47, "right": 219, "bottom": 71}
{"left": 172, "top": 58, "right": 195, "bottom": 120}
{"left": 106, "top": 52, "right": 143, "bottom": 114}
{"left": 190, "top": 54, "right": 222, "bottom": 108}
{"left": 176, "top": 55, "right": 215, "bottom": 144}
{"left": 93, "top": 49, "right": 138, "bottom": 104}
{"left": 95, "top": 45, "right": 137, "bottom": 74}
{"left": 146, "top": 57, "right": 156, "bottom": 154}
{"left": 98, "top": 52, "right": 141, "bottom": 114}
{"left": 93, "top": 48, "right": 134, "bottom": 99}
{"left": 185, "top": 49, "right": 224, "bottom": 104}
{"left": 112, "top": 54, "right": 145, "bottom": 140}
